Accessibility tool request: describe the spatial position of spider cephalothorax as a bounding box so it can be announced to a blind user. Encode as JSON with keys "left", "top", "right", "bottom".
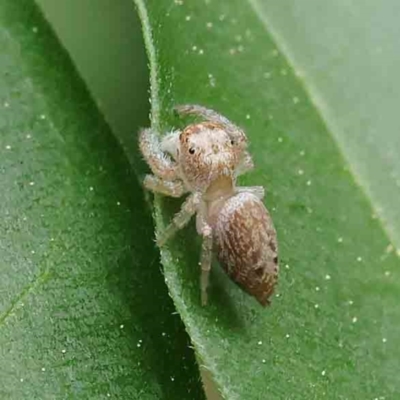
{"left": 162, "top": 121, "right": 243, "bottom": 191}
{"left": 139, "top": 104, "right": 278, "bottom": 306}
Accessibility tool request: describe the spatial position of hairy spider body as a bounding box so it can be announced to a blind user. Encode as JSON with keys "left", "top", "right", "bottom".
{"left": 139, "top": 104, "right": 278, "bottom": 306}
{"left": 214, "top": 192, "right": 278, "bottom": 306}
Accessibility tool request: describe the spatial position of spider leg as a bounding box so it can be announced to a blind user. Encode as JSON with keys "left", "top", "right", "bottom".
{"left": 200, "top": 226, "right": 213, "bottom": 306}
{"left": 196, "top": 208, "right": 213, "bottom": 306}
{"left": 175, "top": 104, "right": 247, "bottom": 150}
{"left": 139, "top": 128, "right": 179, "bottom": 180}
{"left": 143, "top": 175, "right": 187, "bottom": 198}
{"left": 235, "top": 186, "right": 265, "bottom": 200}
{"left": 157, "top": 193, "right": 201, "bottom": 246}
{"left": 236, "top": 150, "right": 254, "bottom": 177}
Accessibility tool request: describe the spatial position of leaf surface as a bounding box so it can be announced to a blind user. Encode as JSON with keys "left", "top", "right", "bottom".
{"left": 135, "top": 0, "right": 400, "bottom": 398}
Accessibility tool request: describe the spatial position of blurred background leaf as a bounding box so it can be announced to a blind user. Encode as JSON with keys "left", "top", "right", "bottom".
{"left": 0, "top": 1, "right": 204, "bottom": 398}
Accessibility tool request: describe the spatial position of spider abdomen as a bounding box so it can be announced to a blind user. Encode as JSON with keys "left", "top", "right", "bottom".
{"left": 213, "top": 192, "right": 278, "bottom": 306}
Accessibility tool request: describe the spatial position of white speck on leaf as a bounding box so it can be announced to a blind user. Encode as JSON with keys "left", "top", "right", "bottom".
{"left": 206, "top": 22, "right": 213, "bottom": 29}
{"left": 263, "top": 72, "right": 271, "bottom": 79}
{"left": 5, "top": 145, "right": 11, "bottom": 150}
{"left": 325, "top": 274, "right": 331, "bottom": 280}
{"left": 338, "top": 237, "right": 343, "bottom": 243}
{"left": 208, "top": 74, "right": 216, "bottom": 87}
{"left": 185, "top": 15, "right": 191, "bottom": 21}
{"left": 29, "top": 181, "right": 35, "bottom": 186}
{"left": 357, "top": 256, "right": 362, "bottom": 262}
{"left": 258, "top": 340, "right": 262, "bottom": 345}
{"left": 41, "top": 367, "right": 46, "bottom": 372}
{"left": 292, "top": 96, "right": 300, "bottom": 104}
{"left": 321, "top": 370, "right": 326, "bottom": 376}
{"left": 352, "top": 317, "right": 358, "bottom": 323}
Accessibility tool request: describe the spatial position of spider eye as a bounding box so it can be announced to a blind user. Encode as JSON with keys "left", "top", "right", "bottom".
{"left": 230, "top": 140, "right": 235, "bottom": 145}
{"left": 189, "top": 147, "right": 196, "bottom": 155}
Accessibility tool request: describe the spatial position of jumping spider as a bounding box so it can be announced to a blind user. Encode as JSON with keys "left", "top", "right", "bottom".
{"left": 139, "top": 104, "right": 278, "bottom": 306}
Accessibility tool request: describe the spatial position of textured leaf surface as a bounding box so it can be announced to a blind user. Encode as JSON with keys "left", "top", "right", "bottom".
{"left": 0, "top": 1, "right": 203, "bottom": 398}
{"left": 135, "top": 0, "right": 400, "bottom": 399}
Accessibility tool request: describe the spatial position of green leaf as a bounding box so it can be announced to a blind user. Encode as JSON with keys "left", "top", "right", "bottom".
{"left": 0, "top": 1, "right": 204, "bottom": 398}
{"left": 135, "top": 0, "right": 400, "bottom": 398}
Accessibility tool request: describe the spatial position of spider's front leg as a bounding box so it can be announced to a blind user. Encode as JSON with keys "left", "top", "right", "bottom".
{"left": 196, "top": 206, "right": 213, "bottom": 306}
{"left": 143, "top": 175, "right": 187, "bottom": 198}
{"left": 139, "top": 128, "right": 179, "bottom": 180}
{"left": 157, "top": 193, "right": 201, "bottom": 246}
{"left": 140, "top": 128, "right": 187, "bottom": 197}
{"left": 236, "top": 150, "right": 254, "bottom": 177}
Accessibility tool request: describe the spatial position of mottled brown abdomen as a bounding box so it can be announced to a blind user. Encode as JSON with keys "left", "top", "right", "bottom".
{"left": 214, "top": 192, "right": 278, "bottom": 306}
